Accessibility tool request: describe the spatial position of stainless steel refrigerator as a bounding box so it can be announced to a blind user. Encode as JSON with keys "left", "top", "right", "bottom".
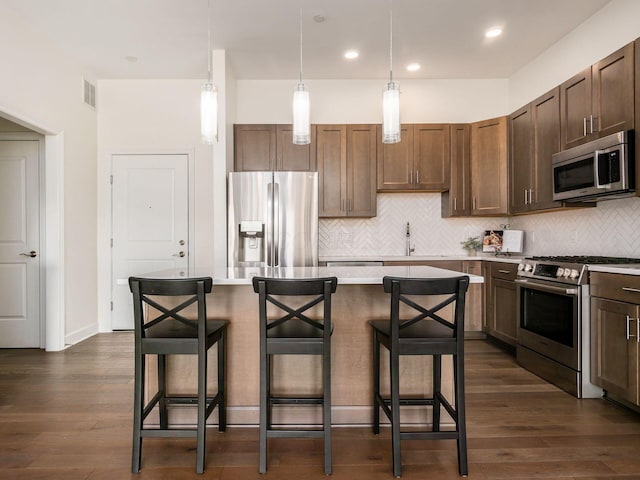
{"left": 228, "top": 171, "right": 318, "bottom": 267}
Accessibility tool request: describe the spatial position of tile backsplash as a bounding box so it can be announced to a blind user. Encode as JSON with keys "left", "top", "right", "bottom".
{"left": 319, "top": 193, "right": 640, "bottom": 258}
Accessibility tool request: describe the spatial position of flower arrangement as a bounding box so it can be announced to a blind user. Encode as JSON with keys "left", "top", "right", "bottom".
{"left": 460, "top": 236, "right": 482, "bottom": 254}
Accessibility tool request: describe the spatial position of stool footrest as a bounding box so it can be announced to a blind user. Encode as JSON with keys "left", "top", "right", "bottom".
{"left": 269, "top": 396, "right": 324, "bottom": 405}
{"left": 400, "top": 431, "right": 459, "bottom": 441}
{"left": 141, "top": 428, "right": 198, "bottom": 438}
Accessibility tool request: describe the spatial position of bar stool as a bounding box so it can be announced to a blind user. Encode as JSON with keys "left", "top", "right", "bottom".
{"left": 369, "top": 275, "right": 470, "bottom": 478}
{"left": 252, "top": 276, "right": 338, "bottom": 475}
{"left": 129, "top": 276, "right": 228, "bottom": 474}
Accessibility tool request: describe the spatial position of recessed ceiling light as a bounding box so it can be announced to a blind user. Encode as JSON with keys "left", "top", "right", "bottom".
{"left": 344, "top": 50, "right": 359, "bottom": 60}
{"left": 406, "top": 63, "right": 421, "bottom": 72}
{"left": 485, "top": 27, "right": 503, "bottom": 38}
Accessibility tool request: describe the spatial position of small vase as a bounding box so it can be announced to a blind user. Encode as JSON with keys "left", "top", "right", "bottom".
{"left": 467, "top": 249, "right": 477, "bottom": 257}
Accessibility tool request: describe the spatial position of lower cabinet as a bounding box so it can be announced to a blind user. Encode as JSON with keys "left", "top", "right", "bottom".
{"left": 484, "top": 262, "right": 518, "bottom": 347}
{"left": 590, "top": 272, "right": 640, "bottom": 407}
{"left": 382, "top": 260, "right": 483, "bottom": 334}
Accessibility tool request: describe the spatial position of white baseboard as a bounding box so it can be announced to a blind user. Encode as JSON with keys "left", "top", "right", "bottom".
{"left": 64, "top": 323, "right": 99, "bottom": 347}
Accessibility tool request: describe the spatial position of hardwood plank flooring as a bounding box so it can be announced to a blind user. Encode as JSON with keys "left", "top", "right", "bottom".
{"left": 1, "top": 333, "right": 640, "bottom": 479}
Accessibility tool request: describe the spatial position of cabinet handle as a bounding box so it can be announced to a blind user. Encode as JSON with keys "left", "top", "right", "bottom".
{"left": 472, "top": 197, "right": 477, "bottom": 210}
{"left": 590, "top": 114, "right": 594, "bottom": 134}
{"left": 409, "top": 171, "right": 412, "bottom": 184}
{"left": 416, "top": 170, "right": 419, "bottom": 184}
{"left": 341, "top": 199, "right": 345, "bottom": 212}
{"left": 453, "top": 197, "right": 457, "bottom": 210}
{"left": 622, "top": 287, "right": 640, "bottom": 294}
{"left": 498, "top": 269, "right": 512, "bottom": 274}
{"left": 529, "top": 188, "right": 533, "bottom": 204}
{"left": 524, "top": 189, "right": 528, "bottom": 205}
{"left": 348, "top": 199, "right": 352, "bottom": 212}
{"left": 626, "top": 315, "right": 637, "bottom": 341}
{"left": 583, "top": 117, "right": 587, "bottom": 137}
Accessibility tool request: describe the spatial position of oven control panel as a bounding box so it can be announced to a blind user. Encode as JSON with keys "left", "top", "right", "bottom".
{"left": 517, "top": 261, "right": 586, "bottom": 285}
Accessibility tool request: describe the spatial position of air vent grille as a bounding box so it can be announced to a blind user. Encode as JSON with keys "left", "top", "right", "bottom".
{"left": 83, "top": 78, "right": 96, "bottom": 108}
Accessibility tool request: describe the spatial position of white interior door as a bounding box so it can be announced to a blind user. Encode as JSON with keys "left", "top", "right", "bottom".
{"left": 111, "top": 154, "right": 189, "bottom": 330}
{"left": 0, "top": 140, "right": 40, "bottom": 348}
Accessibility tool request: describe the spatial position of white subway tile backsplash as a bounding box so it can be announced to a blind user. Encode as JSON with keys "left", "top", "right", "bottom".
{"left": 319, "top": 193, "right": 640, "bottom": 258}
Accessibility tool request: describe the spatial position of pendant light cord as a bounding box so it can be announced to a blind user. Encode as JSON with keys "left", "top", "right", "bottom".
{"left": 207, "top": 0, "right": 212, "bottom": 83}
{"left": 389, "top": 0, "right": 393, "bottom": 83}
{"left": 299, "top": 8, "right": 303, "bottom": 84}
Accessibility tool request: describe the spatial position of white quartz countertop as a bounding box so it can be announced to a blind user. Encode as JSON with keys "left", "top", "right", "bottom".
{"left": 588, "top": 264, "right": 640, "bottom": 275}
{"left": 320, "top": 255, "right": 523, "bottom": 264}
{"left": 136, "top": 265, "right": 484, "bottom": 286}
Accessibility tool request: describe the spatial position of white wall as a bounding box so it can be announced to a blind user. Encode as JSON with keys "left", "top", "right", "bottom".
{"left": 237, "top": 78, "right": 508, "bottom": 124}
{"left": 0, "top": 4, "right": 98, "bottom": 347}
{"left": 509, "top": 0, "right": 640, "bottom": 111}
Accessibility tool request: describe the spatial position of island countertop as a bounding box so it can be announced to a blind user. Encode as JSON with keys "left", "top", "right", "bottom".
{"left": 137, "top": 264, "right": 484, "bottom": 286}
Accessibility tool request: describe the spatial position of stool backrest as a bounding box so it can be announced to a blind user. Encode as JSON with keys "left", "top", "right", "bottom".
{"left": 382, "top": 276, "right": 469, "bottom": 339}
{"left": 129, "top": 277, "right": 213, "bottom": 342}
{"left": 252, "top": 277, "right": 338, "bottom": 338}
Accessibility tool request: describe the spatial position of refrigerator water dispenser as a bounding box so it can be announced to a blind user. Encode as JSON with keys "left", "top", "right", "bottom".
{"left": 239, "top": 220, "right": 264, "bottom": 263}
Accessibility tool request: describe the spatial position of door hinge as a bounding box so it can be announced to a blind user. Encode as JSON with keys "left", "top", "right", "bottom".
{"left": 110, "top": 238, "right": 113, "bottom": 248}
{"left": 110, "top": 175, "right": 113, "bottom": 184}
{"left": 110, "top": 301, "right": 113, "bottom": 311}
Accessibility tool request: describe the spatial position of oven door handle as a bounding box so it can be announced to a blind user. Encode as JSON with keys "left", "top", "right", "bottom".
{"left": 515, "top": 278, "right": 579, "bottom": 296}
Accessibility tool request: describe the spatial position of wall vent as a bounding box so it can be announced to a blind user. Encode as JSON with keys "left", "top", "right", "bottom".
{"left": 83, "top": 77, "right": 96, "bottom": 109}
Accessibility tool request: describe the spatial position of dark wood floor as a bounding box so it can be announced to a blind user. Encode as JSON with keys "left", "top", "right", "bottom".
{"left": 1, "top": 333, "right": 640, "bottom": 479}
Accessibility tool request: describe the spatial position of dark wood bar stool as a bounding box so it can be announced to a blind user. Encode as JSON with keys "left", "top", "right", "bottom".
{"left": 369, "top": 275, "right": 470, "bottom": 478}
{"left": 129, "top": 276, "right": 228, "bottom": 474}
{"left": 252, "top": 276, "right": 338, "bottom": 475}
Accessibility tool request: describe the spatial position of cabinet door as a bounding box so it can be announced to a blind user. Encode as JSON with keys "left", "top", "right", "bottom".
{"left": 317, "top": 125, "right": 347, "bottom": 217}
{"left": 347, "top": 125, "right": 377, "bottom": 217}
{"left": 591, "top": 297, "right": 639, "bottom": 405}
{"left": 442, "top": 124, "right": 470, "bottom": 217}
{"left": 413, "top": 124, "right": 450, "bottom": 191}
{"left": 531, "top": 87, "right": 562, "bottom": 211}
{"left": 276, "top": 125, "right": 317, "bottom": 171}
{"left": 463, "top": 260, "right": 483, "bottom": 333}
{"left": 377, "top": 124, "right": 413, "bottom": 191}
{"left": 560, "top": 68, "right": 592, "bottom": 150}
{"left": 509, "top": 105, "right": 533, "bottom": 214}
{"left": 491, "top": 277, "right": 518, "bottom": 346}
{"left": 592, "top": 43, "right": 635, "bottom": 139}
{"left": 470, "top": 116, "right": 508, "bottom": 215}
{"left": 234, "top": 124, "right": 276, "bottom": 171}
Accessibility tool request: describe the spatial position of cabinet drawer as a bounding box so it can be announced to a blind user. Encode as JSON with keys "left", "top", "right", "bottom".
{"left": 591, "top": 272, "right": 640, "bottom": 303}
{"left": 490, "top": 262, "right": 518, "bottom": 281}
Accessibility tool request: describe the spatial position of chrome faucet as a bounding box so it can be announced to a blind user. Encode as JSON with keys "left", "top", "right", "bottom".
{"left": 405, "top": 222, "right": 415, "bottom": 256}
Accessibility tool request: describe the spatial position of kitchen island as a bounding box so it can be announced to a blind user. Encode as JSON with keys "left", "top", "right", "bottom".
{"left": 142, "top": 265, "right": 483, "bottom": 426}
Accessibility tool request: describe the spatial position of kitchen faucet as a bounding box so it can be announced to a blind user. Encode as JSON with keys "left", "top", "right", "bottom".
{"left": 405, "top": 222, "right": 415, "bottom": 256}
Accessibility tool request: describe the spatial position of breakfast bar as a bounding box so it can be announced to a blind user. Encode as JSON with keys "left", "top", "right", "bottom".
{"left": 143, "top": 265, "right": 483, "bottom": 426}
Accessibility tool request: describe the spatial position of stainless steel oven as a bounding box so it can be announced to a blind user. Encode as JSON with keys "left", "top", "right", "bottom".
{"left": 515, "top": 257, "right": 602, "bottom": 399}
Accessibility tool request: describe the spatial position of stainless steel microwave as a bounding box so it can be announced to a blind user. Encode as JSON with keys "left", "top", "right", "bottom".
{"left": 552, "top": 130, "right": 635, "bottom": 201}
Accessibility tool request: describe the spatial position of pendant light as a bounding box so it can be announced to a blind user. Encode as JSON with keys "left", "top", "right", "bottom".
{"left": 292, "top": 8, "right": 311, "bottom": 145}
{"left": 201, "top": 0, "right": 218, "bottom": 144}
{"left": 382, "top": 0, "right": 400, "bottom": 144}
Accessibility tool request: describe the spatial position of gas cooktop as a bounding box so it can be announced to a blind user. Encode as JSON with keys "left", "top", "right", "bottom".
{"left": 527, "top": 255, "right": 640, "bottom": 265}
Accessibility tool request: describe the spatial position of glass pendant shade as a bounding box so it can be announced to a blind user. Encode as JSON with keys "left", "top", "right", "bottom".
{"left": 382, "top": 81, "right": 400, "bottom": 144}
{"left": 292, "top": 83, "right": 311, "bottom": 145}
{"left": 201, "top": 82, "right": 218, "bottom": 144}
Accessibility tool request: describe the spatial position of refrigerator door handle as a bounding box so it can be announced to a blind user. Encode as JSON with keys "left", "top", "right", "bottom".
{"left": 273, "top": 182, "right": 280, "bottom": 266}
{"left": 267, "top": 181, "right": 273, "bottom": 266}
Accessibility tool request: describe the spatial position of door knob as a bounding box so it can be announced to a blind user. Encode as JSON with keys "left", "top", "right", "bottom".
{"left": 179, "top": 240, "right": 185, "bottom": 246}
{"left": 20, "top": 251, "right": 38, "bottom": 258}
{"left": 173, "top": 251, "right": 185, "bottom": 258}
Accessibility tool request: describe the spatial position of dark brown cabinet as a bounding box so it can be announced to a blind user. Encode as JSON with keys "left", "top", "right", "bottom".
{"left": 470, "top": 116, "right": 508, "bottom": 216}
{"left": 484, "top": 262, "right": 518, "bottom": 347}
{"left": 441, "top": 124, "right": 471, "bottom": 217}
{"left": 560, "top": 43, "right": 634, "bottom": 150}
{"left": 509, "top": 88, "right": 563, "bottom": 214}
{"left": 234, "top": 124, "right": 317, "bottom": 172}
{"left": 590, "top": 272, "right": 640, "bottom": 407}
{"left": 377, "top": 124, "right": 450, "bottom": 192}
{"left": 317, "top": 124, "right": 376, "bottom": 218}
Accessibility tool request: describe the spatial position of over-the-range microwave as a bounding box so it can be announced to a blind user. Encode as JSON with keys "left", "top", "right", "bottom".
{"left": 552, "top": 130, "right": 635, "bottom": 202}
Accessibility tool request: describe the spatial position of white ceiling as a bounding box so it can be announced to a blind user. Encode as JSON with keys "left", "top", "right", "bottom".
{"left": 4, "top": 0, "right": 611, "bottom": 80}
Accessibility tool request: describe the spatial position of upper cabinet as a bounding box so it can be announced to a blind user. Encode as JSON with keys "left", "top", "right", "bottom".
{"left": 560, "top": 43, "right": 634, "bottom": 150}
{"left": 509, "top": 88, "right": 564, "bottom": 214}
{"left": 470, "top": 116, "right": 508, "bottom": 216}
{"left": 234, "top": 124, "right": 317, "bottom": 172}
{"left": 441, "top": 124, "right": 471, "bottom": 217}
{"left": 317, "top": 124, "right": 377, "bottom": 218}
{"left": 377, "top": 124, "right": 450, "bottom": 192}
